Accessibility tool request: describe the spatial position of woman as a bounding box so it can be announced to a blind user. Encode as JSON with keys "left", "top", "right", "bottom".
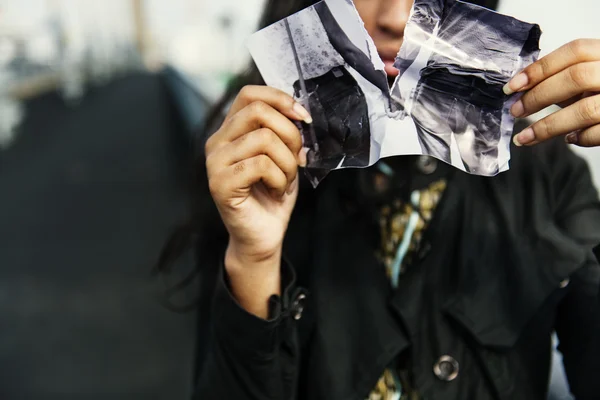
{"left": 158, "top": 0, "right": 600, "bottom": 399}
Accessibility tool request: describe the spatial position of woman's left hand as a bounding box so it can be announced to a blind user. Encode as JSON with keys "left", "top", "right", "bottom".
{"left": 504, "top": 39, "right": 600, "bottom": 147}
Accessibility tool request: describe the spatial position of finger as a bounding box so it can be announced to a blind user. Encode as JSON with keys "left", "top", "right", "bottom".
{"left": 558, "top": 95, "right": 583, "bottom": 110}
{"left": 217, "top": 128, "right": 298, "bottom": 187}
{"left": 214, "top": 154, "right": 288, "bottom": 200}
{"left": 513, "top": 94, "right": 600, "bottom": 146}
{"left": 504, "top": 39, "right": 600, "bottom": 95}
{"left": 287, "top": 172, "right": 299, "bottom": 195}
{"left": 558, "top": 91, "right": 597, "bottom": 109}
{"left": 511, "top": 61, "right": 600, "bottom": 118}
{"left": 566, "top": 124, "right": 600, "bottom": 147}
{"left": 219, "top": 101, "right": 304, "bottom": 161}
{"left": 227, "top": 85, "right": 312, "bottom": 124}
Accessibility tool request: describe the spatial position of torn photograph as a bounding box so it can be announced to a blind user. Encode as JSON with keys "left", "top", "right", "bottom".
{"left": 247, "top": 0, "right": 542, "bottom": 186}
{"left": 392, "top": 0, "right": 542, "bottom": 175}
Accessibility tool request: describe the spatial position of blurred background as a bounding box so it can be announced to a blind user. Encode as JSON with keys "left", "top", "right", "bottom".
{"left": 0, "top": 0, "right": 596, "bottom": 399}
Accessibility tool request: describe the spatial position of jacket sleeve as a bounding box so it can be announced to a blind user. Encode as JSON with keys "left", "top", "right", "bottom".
{"left": 551, "top": 144, "right": 600, "bottom": 400}
{"left": 555, "top": 265, "right": 600, "bottom": 400}
{"left": 193, "top": 258, "right": 302, "bottom": 400}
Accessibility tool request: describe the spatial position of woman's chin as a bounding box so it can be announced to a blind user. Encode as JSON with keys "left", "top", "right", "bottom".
{"left": 383, "top": 62, "right": 399, "bottom": 78}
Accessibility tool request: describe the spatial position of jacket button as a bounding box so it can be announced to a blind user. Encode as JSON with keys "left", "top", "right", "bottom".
{"left": 292, "top": 293, "right": 306, "bottom": 321}
{"left": 559, "top": 278, "right": 570, "bottom": 289}
{"left": 434, "top": 355, "right": 459, "bottom": 382}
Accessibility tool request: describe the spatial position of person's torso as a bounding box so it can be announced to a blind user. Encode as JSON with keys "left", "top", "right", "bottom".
{"left": 289, "top": 151, "right": 581, "bottom": 400}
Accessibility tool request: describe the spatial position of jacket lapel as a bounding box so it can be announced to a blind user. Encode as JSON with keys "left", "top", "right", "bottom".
{"left": 439, "top": 172, "right": 587, "bottom": 348}
{"left": 306, "top": 178, "right": 410, "bottom": 399}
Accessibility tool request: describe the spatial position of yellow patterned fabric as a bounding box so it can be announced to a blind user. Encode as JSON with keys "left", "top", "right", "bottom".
{"left": 367, "top": 179, "right": 447, "bottom": 400}
{"left": 368, "top": 369, "right": 400, "bottom": 400}
{"left": 377, "top": 180, "right": 447, "bottom": 279}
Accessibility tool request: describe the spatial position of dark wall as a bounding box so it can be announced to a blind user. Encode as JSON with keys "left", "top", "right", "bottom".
{"left": 0, "top": 73, "right": 196, "bottom": 399}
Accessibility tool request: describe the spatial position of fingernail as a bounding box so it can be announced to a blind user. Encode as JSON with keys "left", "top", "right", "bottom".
{"left": 298, "top": 147, "right": 308, "bottom": 167}
{"left": 503, "top": 73, "right": 529, "bottom": 95}
{"left": 565, "top": 132, "right": 579, "bottom": 145}
{"left": 293, "top": 102, "right": 312, "bottom": 124}
{"left": 513, "top": 128, "right": 535, "bottom": 147}
{"left": 511, "top": 100, "right": 525, "bottom": 118}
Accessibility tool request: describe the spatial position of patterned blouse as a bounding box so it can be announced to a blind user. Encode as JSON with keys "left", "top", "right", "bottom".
{"left": 367, "top": 178, "right": 447, "bottom": 400}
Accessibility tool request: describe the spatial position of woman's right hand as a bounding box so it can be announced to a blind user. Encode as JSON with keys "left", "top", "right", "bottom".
{"left": 205, "top": 86, "right": 311, "bottom": 305}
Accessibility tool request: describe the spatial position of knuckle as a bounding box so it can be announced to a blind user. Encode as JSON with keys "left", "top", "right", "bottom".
{"left": 534, "top": 118, "right": 552, "bottom": 140}
{"left": 277, "top": 90, "right": 295, "bottom": 108}
{"left": 589, "top": 62, "right": 600, "bottom": 86}
{"left": 226, "top": 110, "right": 240, "bottom": 126}
{"left": 204, "top": 130, "right": 227, "bottom": 157}
{"left": 204, "top": 131, "right": 227, "bottom": 157}
{"left": 255, "top": 154, "right": 271, "bottom": 171}
{"left": 521, "top": 89, "right": 539, "bottom": 110}
{"left": 581, "top": 97, "right": 600, "bottom": 122}
{"left": 277, "top": 125, "right": 302, "bottom": 151}
{"left": 289, "top": 129, "right": 303, "bottom": 151}
{"left": 208, "top": 174, "right": 223, "bottom": 198}
{"left": 569, "top": 39, "right": 593, "bottom": 59}
{"left": 204, "top": 133, "right": 215, "bottom": 155}
{"left": 285, "top": 151, "right": 298, "bottom": 168}
{"left": 284, "top": 165, "right": 298, "bottom": 183}
{"left": 569, "top": 63, "right": 591, "bottom": 88}
{"left": 204, "top": 152, "right": 215, "bottom": 172}
{"left": 249, "top": 100, "right": 268, "bottom": 117}
{"left": 271, "top": 168, "right": 287, "bottom": 187}
{"left": 255, "top": 127, "right": 276, "bottom": 144}
{"left": 537, "top": 57, "right": 552, "bottom": 78}
{"left": 238, "top": 85, "right": 254, "bottom": 102}
{"left": 280, "top": 155, "right": 296, "bottom": 177}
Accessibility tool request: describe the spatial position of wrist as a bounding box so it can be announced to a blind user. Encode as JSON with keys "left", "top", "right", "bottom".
{"left": 225, "top": 240, "right": 282, "bottom": 274}
{"left": 224, "top": 240, "right": 283, "bottom": 318}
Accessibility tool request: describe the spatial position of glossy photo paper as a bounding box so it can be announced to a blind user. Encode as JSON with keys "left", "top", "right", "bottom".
{"left": 247, "top": 0, "right": 542, "bottom": 186}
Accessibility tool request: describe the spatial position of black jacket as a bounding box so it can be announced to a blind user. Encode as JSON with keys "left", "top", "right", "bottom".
{"left": 193, "top": 139, "right": 600, "bottom": 400}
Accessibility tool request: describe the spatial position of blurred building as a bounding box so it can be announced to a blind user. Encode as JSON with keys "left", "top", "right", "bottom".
{"left": 142, "top": 0, "right": 266, "bottom": 100}
{"left": 0, "top": 0, "right": 265, "bottom": 150}
{"left": 0, "top": 3, "right": 265, "bottom": 397}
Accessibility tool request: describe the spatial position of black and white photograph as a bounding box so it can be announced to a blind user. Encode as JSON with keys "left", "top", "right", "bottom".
{"left": 2, "top": 0, "right": 600, "bottom": 399}
{"left": 248, "top": 0, "right": 414, "bottom": 186}
{"left": 248, "top": 0, "right": 542, "bottom": 185}
{"left": 392, "top": 0, "right": 542, "bottom": 175}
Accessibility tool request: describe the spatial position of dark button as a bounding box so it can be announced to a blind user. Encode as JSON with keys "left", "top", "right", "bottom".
{"left": 434, "top": 355, "right": 459, "bottom": 382}
{"left": 416, "top": 156, "right": 438, "bottom": 175}
{"left": 291, "top": 293, "right": 306, "bottom": 321}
